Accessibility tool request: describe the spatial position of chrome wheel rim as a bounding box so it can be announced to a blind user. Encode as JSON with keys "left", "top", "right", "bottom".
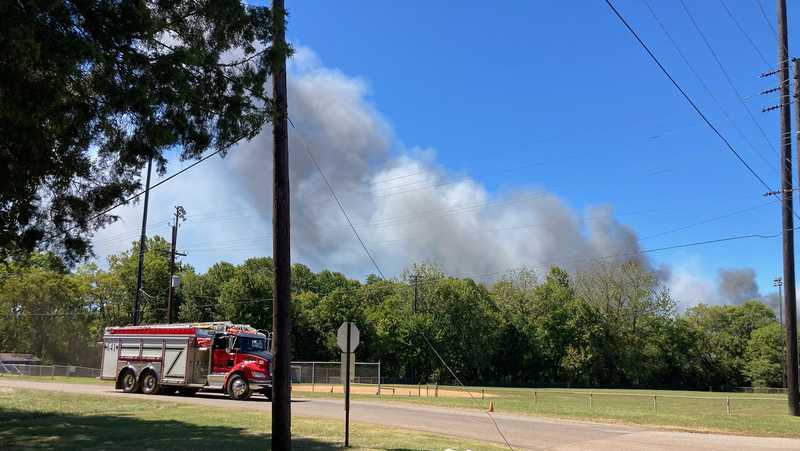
{"left": 124, "top": 374, "right": 135, "bottom": 389}
{"left": 231, "top": 378, "right": 247, "bottom": 397}
{"left": 144, "top": 375, "right": 155, "bottom": 391}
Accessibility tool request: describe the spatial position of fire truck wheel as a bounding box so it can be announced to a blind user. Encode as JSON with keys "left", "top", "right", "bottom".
{"left": 120, "top": 369, "right": 139, "bottom": 393}
{"left": 227, "top": 374, "right": 251, "bottom": 401}
{"left": 140, "top": 370, "right": 161, "bottom": 395}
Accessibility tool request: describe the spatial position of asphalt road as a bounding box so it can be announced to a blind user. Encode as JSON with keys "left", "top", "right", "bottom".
{"left": 1, "top": 379, "right": 798, "bottom": 450}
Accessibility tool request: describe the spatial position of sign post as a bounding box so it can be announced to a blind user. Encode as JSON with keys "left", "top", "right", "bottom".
{"left": 337, "top": 322, "right": 360, "bottom": 447}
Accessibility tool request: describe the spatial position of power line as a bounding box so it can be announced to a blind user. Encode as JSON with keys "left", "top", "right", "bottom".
{"left": 3, "top": 296, "right": 274, "bottom": 319}
{"left": 604, "top": 0, "right": 773, "bottom": 192}
{"left": 719, "top": 0, "right": 771, "bottom": 68}
{"left": 461, "top": 227, "right": 795, "bottom": 281}
{"left": 59, "top": 147, "right": 225, "bottom": 237}
{"left": 286, "top": 128, "right": 512, "bottom": 449}
{"left": 757, "top": 0, "right": 778, "bottom": 36}
{"left": 642, "top": 0, "right": 778, "bottom": 175}
{"left": 678, "top": 0, "right": 780, "bottom": 162}
{"left": 289, "top": 119, "right": 385, "bottom": 279}
{"left": 368, "top": 199, "right": 778, "bottom": 247}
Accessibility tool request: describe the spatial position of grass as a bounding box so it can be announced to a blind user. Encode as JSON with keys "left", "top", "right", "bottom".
{"left": 0, "top": 387, "right": 504, "bottom": 450}
{"left": 296, "top": 384, "right": 800, "bottom": 438}
{"left": 10, "top": 376, "right": 800, "bottom": 438}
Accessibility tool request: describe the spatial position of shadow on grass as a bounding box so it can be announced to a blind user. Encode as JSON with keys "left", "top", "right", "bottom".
{"left": 0, "top": 406, "right": 414, "bottom": 451}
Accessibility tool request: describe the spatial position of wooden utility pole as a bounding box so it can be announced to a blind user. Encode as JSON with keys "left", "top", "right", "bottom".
{"left": 167, "top": 206, "right": 186, "bottom": 323}
{"left": 271, "top": 0, "right": 292, "bottom": 447}
{"left": 777, "top": 0, "right": 798, "bottom": 417}
{"left": 133, "top": 157, "right": 153, "bottom": 326}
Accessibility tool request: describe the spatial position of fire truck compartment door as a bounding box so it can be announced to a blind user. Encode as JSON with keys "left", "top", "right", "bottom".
{"left": 101, "top": 338, "right": 119, "bottom": 379}
{"left": 163, "top": 342, "right": 188, "bottom": 378}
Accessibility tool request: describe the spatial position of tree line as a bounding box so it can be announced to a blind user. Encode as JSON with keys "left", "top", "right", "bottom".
{"left": 0, "top": 236, "right": 793, "bottom": 389}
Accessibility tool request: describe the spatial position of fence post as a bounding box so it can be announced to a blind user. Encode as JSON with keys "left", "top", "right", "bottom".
{"left": 377, "top": 360, "right": 381, "bottom": 395}
{"left": 435, "top": 384, "right": 439, "bottom": 398}
{"left": 482, "top": 389, "right": 485, "bottom": 400}
{"left": 653, "top": 395, "right": 657, "bottom": 413}
{"left": 726, "top": 397, "right": 731, "bottom": 416}
{"left": 589, "top": 392, "right": 593, "bottom": 409}
{"left": 311, "top": 362, "right": 315, "bottom": 393}
{"left": 51, "top": 365, "right": 55, "bottom": 381}
{"left": 534, "top": 390, "right": 537, "bottom": 404}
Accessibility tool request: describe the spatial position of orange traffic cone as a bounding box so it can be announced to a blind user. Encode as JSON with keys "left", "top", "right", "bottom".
{"left": 488, "top": 401, "right": 494, "bottom": 412}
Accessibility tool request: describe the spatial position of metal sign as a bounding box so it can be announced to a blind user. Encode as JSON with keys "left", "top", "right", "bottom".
{"left": 336, "top": 321, "right": 360, "bottom": 447}
{"left": 337, "top": 322, "right": 360, "bottom": 353}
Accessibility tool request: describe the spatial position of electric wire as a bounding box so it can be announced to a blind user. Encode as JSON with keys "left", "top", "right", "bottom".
{"left": 288, "top": 118, "right": 385, "bottom": 279}
{"left": 757, "top": 0, "right": 777, "bottom": 36}
{"left": 461, "top": 226, "right": 796, "bottom": 281}
{"left": 285, "top": 124, "right": 513, "bottom": 449}
{"left": 604, "top": 0, "right": 773, "bottom": 192}
{"left": 719, "top": 0, "right": 771, "bottom": 68}
{"left": 643, "top": 0, "right": 778, "bottom": 175}
{"left": 678, "top": 0, "right": 781, "bottom": 162}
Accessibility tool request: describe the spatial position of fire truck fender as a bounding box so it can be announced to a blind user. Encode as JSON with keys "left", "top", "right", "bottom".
{"left": 115, "top": 364, "right": 138, "bottom": 389}
{"left": 138, "top": 365, "right": 159, "bottom": 382}
{"left": 223, "top": 370, "right": 245, "bottom": 393}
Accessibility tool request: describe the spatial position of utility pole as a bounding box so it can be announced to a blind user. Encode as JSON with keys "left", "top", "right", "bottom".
{"left": 775, "top": 277, "right": 786, "bottom": 389}
{"left": 777, "top": 0, "right": 798, "bottom": 417}
{"left": 411, "top": 274, "right": 418, "bottom": 384}
{"left": 167, "top": 206, "right": 187, "bottom": 324}
{"left": 133, "top": 157, "right": 153, "bottom": 326}
{"left": 271, "top": 0, "right": 292, "bottom": 448}
{"left": 792, "top": 55, "right": 800, "bottom": 408}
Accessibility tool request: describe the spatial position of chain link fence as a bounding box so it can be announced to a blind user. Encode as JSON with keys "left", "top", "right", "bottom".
{"left": 0, "top": 363, "right": 101, "bottom": 378}
{"left": 0, "top": 361, "right": 382, "bottom": 384}
{"left": 290, "top": 361, "right": 380, "bottom": 385}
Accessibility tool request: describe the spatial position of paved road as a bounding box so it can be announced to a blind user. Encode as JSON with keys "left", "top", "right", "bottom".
{"left": 1, "top": 379, "right": 798, "bottom": 450}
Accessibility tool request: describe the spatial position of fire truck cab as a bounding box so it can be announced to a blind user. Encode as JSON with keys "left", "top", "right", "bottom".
{"left": 100, "top": 322, "right": 271, "bottom": 401}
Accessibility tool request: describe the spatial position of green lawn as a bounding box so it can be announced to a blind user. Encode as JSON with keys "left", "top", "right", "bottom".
{"left": 297, "top": 384, "right": 800, "bottom": 438}
{"left": 0, "top": 388, "right": 503, "bottom": 450}
{"left": 9, "top": 376, "right": 800, "bottom": 438}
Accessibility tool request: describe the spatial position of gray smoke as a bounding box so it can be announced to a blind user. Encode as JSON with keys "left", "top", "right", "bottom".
{"left": 717, "top": 268, "right": 760, "bottom": 304}
{"left": 223, "top": 48, "right": 646, "bottom": 279}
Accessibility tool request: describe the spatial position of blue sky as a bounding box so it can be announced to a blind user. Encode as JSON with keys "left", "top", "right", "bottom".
{"left": 284, "top": 0, "right": 796, "bottom": 292}
{"left": 92, "top": 1, "right": 799, "bottom": 307}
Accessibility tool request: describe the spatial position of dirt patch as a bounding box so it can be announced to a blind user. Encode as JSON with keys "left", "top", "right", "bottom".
{"left": 292, "top": 384, "right": 494, "bottom": 399}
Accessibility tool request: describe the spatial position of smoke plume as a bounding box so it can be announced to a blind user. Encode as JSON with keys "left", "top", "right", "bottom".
{"left": 716, "top": 268, "right": 760, "bottom": 304}
{"left": 225, "top": 47, "right": 645, "bottom": 279}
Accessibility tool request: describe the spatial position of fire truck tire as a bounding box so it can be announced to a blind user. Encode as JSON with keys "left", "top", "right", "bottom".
{"left": 120, "top": 369, "right": 139, "bottom": 393}
{"left": 140, "top": 370, "right": 161, "bottom": 395}
{"left": 227, "top": 374, "right": 251, "bottom": 401}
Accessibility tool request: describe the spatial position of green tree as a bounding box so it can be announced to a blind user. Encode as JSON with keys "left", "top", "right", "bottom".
{"left": 0, "top": 265, "right": 96, "bottom": 365}
{"left": 684, "top": 300, "right": 776, "bottom": 387}
{"left": 98, "top": 235, "right": 177, "bottom": 324}
{"left": 744, "top": 323, "right": 784, "bottom": 387}
{"left": 217, "top": 258, "right": 273, "bottom": 330}
{"left": 177, "top": 262, "right": 236, "bottom": 322}
{"left": 0, "top": 0, "right": 285, "bottom": 262}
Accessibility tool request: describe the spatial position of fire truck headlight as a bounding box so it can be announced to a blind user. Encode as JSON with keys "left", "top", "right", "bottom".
{"left": 251, "top": 371, "right": 266, "bottom": 379}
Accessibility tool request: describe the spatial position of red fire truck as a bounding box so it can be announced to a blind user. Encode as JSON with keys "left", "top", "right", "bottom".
{"left": 100, "top": 322, "right": 271, "bottom": 401}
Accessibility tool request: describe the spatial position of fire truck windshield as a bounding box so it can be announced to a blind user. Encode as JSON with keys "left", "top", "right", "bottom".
{"left": 238, "top": 336, "right": 267, "bottom": 353}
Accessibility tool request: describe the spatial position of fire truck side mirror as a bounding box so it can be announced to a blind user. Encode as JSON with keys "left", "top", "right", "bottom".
{"left": 225, "top": 337, "right": 238, "bottom": 354}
